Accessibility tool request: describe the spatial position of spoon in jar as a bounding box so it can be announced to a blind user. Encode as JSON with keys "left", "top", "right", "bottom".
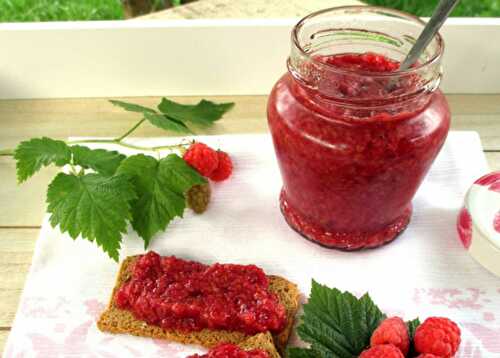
{"left": 398, "top": 0, "right": 460, "bottom": 72}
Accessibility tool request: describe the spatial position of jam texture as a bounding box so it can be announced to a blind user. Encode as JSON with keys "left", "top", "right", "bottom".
{"left": 115, "top": 252, "right": 286, "bottom": 335}
{"left": 268, "top": 53, "right": 450, "bottom": 250}
{"left": 187, "top": 344, "right": 270, "bottom": 358}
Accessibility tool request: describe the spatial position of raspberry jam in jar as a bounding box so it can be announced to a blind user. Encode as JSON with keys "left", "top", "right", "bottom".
{"left": 267, "top": 7, "right": 450, "bottom": 250}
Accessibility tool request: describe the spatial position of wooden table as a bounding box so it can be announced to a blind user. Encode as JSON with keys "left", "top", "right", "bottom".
{"left": 1, "top": 94, "right": 500, "bottom": 352}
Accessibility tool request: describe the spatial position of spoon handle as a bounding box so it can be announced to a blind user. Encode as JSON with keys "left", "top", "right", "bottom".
{"left": 399, "top": 0, "right": 460, "bottom": 71}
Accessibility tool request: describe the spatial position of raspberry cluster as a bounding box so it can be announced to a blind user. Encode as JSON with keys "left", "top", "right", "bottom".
{"left": 360, "top": 316, "right": 461, "bottom": 358}
{"left": 183, "top": 142, "right": 233, "bottom": 182}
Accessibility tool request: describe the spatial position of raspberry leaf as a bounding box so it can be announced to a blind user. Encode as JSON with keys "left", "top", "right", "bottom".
{"left": 117, "top": 153, "right": 206, "bottom": 247}
{"left": 158, "top": 98, "right": 235, "bottom": 127}
{"left": 46, "top": 172, "right": 136, "bottom": 261}
{"left": 109, "top": 100, "right": 156, "bottom": 114}
{"left": 407, "top": 318, "right": 421, "bottom": 357}
{"left": 15, "top": 137, "right": 72, "bottom": 183}
{"left": 71, "top": 145, "right": 126, "bottom": 176}
{"left": 292, "top": 280, "right": 385, "bottom": 358}
{"left": 407, "top": 318, "right": 421, "bottom": 340}
{"left": 110, "top": 99, "right": 191, "bottom": 134}
{"left": 144, "top": 112, "right": 191, "bottom": 134}
{"left": 288, "top": 348, "right": 324, "bottom": 358}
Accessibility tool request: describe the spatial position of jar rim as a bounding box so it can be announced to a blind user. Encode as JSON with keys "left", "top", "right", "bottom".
{"left": 292, "top": 5, "right": 445, "bottom": 78}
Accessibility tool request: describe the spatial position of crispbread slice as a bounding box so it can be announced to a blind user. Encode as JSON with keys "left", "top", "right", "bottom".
{"left": 97, "top": 255, "right": 300, "bottom": 357}
{"left": 239, "top": 332, "right": 281, "bottom": 358}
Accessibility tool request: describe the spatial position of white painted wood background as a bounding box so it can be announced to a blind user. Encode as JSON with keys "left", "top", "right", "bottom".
{"left": 0, "top": 18, "right": 499, "bottom": 99}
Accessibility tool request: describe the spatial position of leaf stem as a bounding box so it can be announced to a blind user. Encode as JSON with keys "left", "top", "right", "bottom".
{"left": 67, "top": 139, "right": 189, "bottom": 153}
{"left": 114, "top": 118, "right": 146, "bottom": 142}
{"left": 0, "top": 149, "right": 14, "bottom": 156}
{"left": 69, "top": 164, "right": 78, "bottom": 175}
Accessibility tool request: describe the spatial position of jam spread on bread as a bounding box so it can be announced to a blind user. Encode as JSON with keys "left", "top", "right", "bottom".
{"left": 115, "top": 252, "right": 287, "bottom": 335}
{"left": 187, "top": 344, "right": 270, "bottom": 358}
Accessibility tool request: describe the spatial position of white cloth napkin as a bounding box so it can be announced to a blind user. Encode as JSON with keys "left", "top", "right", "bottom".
{"left": 4, "top": 132, "right": 500, "bottom": 358}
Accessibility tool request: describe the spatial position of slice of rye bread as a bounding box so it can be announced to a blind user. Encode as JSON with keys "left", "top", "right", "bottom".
{"left": 238, "top": 332, "right": 280, "bottom": 358}
{"left": 97, "top": 255, "right": 300, "bottom": 356}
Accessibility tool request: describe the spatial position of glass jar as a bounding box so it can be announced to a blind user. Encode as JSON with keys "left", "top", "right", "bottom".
{"left": 267, "top": 6, "right": 450, "bottom": 250}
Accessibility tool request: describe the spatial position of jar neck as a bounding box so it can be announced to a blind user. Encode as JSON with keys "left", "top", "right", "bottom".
{"left": 288, "top": 6, "right": 444, "bottom": 112}
{"left": 288, "top": 51, "right": 442, "bottom": 109}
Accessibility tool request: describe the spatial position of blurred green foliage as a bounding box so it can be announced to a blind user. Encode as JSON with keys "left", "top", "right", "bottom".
{"left": 0, "top": 0, "right": 123, "bottom": 22}
{"left": 365, "top": 0, "right": 500, "bottom": 17}
{"left": 0, "top": 0, "right": 498, "bottom": 22}
{"left": 0, "top": 0, "right": 172, "bottom": 22}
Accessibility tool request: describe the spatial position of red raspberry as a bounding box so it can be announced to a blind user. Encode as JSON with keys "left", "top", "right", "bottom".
{"left": 414, "top": 317, "right": 461, "bottom": 358}
{"left": 416, "top": 355, "right": 441, "bottom": 358}
{"left": 370, "top": 317, "right": 410, "bottom": 355}
{"left": 183, "top": 142, "right": 219, "bottom": 177}
{"left": 209, "top": 151, "right": 233, "bottom": 182}
{"left": 359, "top": 344, "right": 404, "bottom": 358}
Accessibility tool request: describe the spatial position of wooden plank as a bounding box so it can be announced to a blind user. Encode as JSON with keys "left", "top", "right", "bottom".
{"left": 0, "top": 229, "right": 38, "bottom": 328}
{"left": 447, "top": 94, "right": 500, "bottom": 115}
{"left": 0, "top": 331, "right": 10, "bottom": 357}
{"left": 0, "top": 96, "right": 266, "bottom": 150}
{"left": 137, "top": 0, "right": 363, "bottom": 20}
{"left": 0, "top": 95, "right": 499, "bottom": 149}
{"left": 451, "top": 115, "right": 500, "bottom": 151}
{"left": 0, "top": 158, "right": 55, "bottom": 227}
{"left": 486, "top": 152, "right": 500, "bottom": 171}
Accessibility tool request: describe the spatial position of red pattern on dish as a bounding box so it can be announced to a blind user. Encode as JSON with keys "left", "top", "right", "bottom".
{"left": 457, "top": 207, "right": 473, "bottom": 249}
{"left": 489, "top": 182, "right": 500, "bottom": 194}
{"left": 493, "top": 211, "right": 500, "bottom": 234}
{"left": 474, "top": 172, "right": 500, "bottom": 186}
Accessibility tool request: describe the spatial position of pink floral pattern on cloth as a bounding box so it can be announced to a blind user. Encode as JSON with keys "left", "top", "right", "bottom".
{"left": 4, "top": 296, "right": 202, "bottom": 358}
{"left": 4, "top": 292, "right": 500, "bottom": 358}
{"left": 411, "top": 288, "right": 500, "bottom": 357}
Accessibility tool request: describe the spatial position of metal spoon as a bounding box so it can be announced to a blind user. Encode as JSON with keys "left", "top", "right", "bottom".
{"left": 399, "top": 0, "right": 460, "bottom": 71}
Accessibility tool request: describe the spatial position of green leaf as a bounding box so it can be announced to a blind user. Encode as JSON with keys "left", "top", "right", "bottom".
{"left": 407, "top": 318, "right": 421, "bottom": 340}
{"left": 288, "top": 347, "right": 324, "bottom": 358}
{"left": 294, "top": 280, "right": 386, "bottom": 358}
{"left": 71, "top": 145, "right": 126, "bottom": 176}
{"left": 407, "top": 318, "right": 421, "bottom": 357}
{"left": 117, "top": 154, "right": 206, "bottom": 247}
{"left": 46, "top": 173, "right": 136, "bottom": 261}
{"left": 110, "top": 99, "right": 192, "bottom": 134}
{"left": 157, "top": 98, "right": 234, "bottom": 127}
{"left": 14, "top": 137, "right": 72, "bottom": 183}
{"left": 144, "top": 112, "right": 191, "bottom": 134}
{"left": 109, "top": 100, "right": 156, "bottom": 114}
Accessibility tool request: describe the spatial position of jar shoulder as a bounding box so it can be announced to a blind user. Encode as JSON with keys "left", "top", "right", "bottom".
{"left": 268, "top": 73, "right": 450, "bottom": 133}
